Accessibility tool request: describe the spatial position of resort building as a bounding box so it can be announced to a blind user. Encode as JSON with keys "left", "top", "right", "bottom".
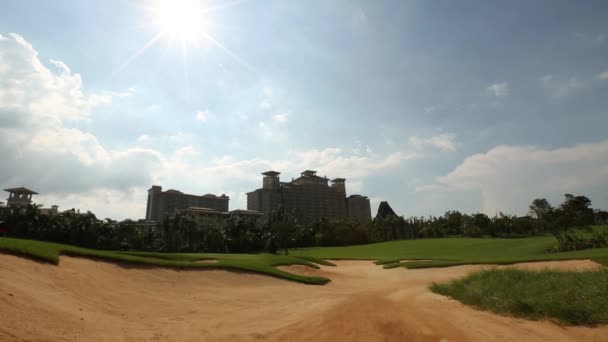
{"left": 145, "top": 185, "right": 230, "bottom": 221}
{"left": 39, "top": 205, "right": 60, "bottom": 216}
{"left": 4, "top": 187, "right": 38, "bottom": 207}
{"left": 346, "top": 195, "right": 372, "bottom": 223}
{"left": 177, "top": 207, "right": 263, "bottom": 226}
{"left": 246, "top": 170, "right": 372, "bottom": 223}
{"left": 4, "top": 187, "right": 62, "bottom": 215}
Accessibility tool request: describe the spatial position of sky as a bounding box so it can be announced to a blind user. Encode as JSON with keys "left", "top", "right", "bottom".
{"left": 1, "top": 0, "right": 608, "bottom": 220}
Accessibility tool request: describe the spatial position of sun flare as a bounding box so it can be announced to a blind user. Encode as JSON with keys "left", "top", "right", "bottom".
{"left": 152, "top": 0, "right": 208, "bottom": 43}
{"left": 116, "top": 0, "right": 253, "bottom": 75}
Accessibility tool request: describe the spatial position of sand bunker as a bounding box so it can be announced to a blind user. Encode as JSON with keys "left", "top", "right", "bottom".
{"left": 0, "top": 254, "right": 606, "bottom": 341}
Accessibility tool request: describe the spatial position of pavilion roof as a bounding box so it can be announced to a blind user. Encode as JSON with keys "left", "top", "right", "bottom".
{"left": 4, "top": 187, "right": 38, "bottom": 194}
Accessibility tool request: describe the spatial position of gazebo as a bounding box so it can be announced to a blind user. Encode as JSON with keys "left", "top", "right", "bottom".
{"left": 4, "top": 187, "right": 38, "bottom": 207}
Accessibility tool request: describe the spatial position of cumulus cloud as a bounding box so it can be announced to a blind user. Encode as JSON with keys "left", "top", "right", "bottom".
{"left": 0, "top": 33, "right": 419, "bottom": 219}
{"left": 417, "top": 140, "right": 608, "bottom": 215}
{"left": 409, "top": 133, "right": 457, "bottom": 152}
{"left": 0, "top": 33, "right": 161, "bottom": 214}
{"left": 195, "top": 109, "right": 212, "bottom": 123}
{"left": 486, "top": 82, "right": 509, "bottom": 97}
{"left": 0, "top": 34, "right": 91, "bottom": 124}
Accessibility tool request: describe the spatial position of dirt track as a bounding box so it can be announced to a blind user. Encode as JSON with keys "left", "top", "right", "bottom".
{"left": 0, "top": 254, "right": 606, "bottom": 341}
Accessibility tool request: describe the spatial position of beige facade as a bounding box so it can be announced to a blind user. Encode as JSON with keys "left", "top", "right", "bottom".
{"left": 145, "top": 186, "right": 229, "bottom": 221}
{"left": 177, "top": 207, "right": 263, "bottom": 226}
{"left": 247, "top": 170, "right": 371, "bottom": 223}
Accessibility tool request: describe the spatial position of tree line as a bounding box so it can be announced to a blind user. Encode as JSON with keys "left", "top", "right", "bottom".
{"left": 0, "top": 193, "right": 607, "bottom": 254}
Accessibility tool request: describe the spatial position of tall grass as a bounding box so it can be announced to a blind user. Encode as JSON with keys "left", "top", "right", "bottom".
{"left": 432, "top": 268, "right": 608, "bottom": 325}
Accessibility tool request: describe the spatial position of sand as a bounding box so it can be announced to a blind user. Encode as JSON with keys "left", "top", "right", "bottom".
{"left": 0, "top": 254, "right": 606, "bottom": 342}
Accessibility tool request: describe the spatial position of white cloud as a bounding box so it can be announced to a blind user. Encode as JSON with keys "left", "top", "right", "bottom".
{"left": 146, "top": 104, "right": 161, "bottom": 112}
{"left": 173, "top": 145, "right": 199, "bottom": 158}
{"left": 350, "top": 6, "right": 368, "bottom": 30}
{"left": 486, "top": 82, "right": 509, "bottom": 97}
{"left": 0, "top": 33, "right": 420, "bottom": 220}
{"left": 262, "top": 86, "right": 273, "bottom": 97}
{"left": 88, "top": 94, "right": 113, "bottom": 106}
{"left": 229, "top": 137, "right": 241, "bottom": 148}
{"left": 0, "top": 33, "right": 162, "bottom": 217}
{"left": 576, "top": 32, "right": 605, "bottom": 45}
{"left": 0, "top": 34, "right": 90, "bottom": 124}
{"left": 137, "top": 134, "right": 151, "bottom": 144}
{"left": 272, "top": 112, "right": 288, "bottom": 124}
{"left": 148, "top": 146, "right": 417, "bottom": 211}
{"left": 424, "top": 105, "right": 437, "bottom": 113}
{"left": 259, "top": 98, "right": 272, "bottom": 110}
{"left": 409, "top": 133, "right": 457, "bottom": 152}
{"left": 418, "top": 140, "right": 608, "bottom": 215}
{"left": 283, "top": 148, "right": 417, "bottom": 179}
{"left": 541, "top": 74, "right": 583, "bottom": 98}
{"left": 257, "top": 111, "right": 290, "bottom": 141}
{"left": 196, "top": 148, "right": 417, "bottom": 186}
{"left": 195, "top": 109, "right": 212, "bottom": 123}
{"left": 596, "top": 70, "right": 608, "bottom": 81}
{"left": 256, "top": 121, "right": 274, "bottom": 140}
{"left": 37, "top": 189, "right": 146, "bottom": 220}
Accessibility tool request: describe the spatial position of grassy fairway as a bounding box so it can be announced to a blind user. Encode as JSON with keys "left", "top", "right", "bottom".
{"left": 432, "top": 268, "right": 608, "bottom": 325}
{"left": 0, "top": 237, "right": 331, "bottom": 285}
{"left": 293, "top": 228, "right": 608, "bottom": 269}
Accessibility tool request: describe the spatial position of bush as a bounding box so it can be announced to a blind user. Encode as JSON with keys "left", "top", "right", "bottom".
{"left": 462, "top": 225, "right": 483, "bottom": 238}
{"left": 591, "top": 230, "right": 608, "bottom": 248}
{"left": 432, "top": 268, "right": 608, "bottom": 325}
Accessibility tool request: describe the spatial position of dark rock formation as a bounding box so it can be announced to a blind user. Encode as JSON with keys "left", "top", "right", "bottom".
{"left": 375, "top": 201, "right": 397, "bottom": 219}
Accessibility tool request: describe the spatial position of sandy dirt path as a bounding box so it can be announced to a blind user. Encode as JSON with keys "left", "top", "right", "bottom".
{"left": 0, "top": 254, "right": 606, "bottom": 341}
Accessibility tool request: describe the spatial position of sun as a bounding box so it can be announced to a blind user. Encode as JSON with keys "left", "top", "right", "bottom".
{"left": 116, "top": 0, "right": 254, "bottom": 75}
{"left": 152, "top": 0, "right": 208, "bottom": 44}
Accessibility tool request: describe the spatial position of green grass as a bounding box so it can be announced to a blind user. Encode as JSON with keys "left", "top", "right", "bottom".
{"left": 2, "top": 226, "right": 607, "bottom": 286}
{"left": 0, "top": 238, "right": 330, "bottom": 285}
{"left": 431, "top": 268, "right": 608, "bottom": 325}
{"left": 292, "top": 227, "right": 608, "bottom": 269}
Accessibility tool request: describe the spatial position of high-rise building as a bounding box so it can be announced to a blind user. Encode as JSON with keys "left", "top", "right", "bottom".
{"left": 145, "top": 185, "right": 229, "bottom": 221}
{"left": 346, "top": 195, "right": 372, "bottom": 223}
{"left": 247, "top": 170, "right": 371, "bottom": 223}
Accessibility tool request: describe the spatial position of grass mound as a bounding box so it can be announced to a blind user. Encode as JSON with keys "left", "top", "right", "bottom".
{"left": 432, "top": 268, "right": 608, "bottom": 325}
{"left": 0, "top": 238, "right": 330, "bottom": 285}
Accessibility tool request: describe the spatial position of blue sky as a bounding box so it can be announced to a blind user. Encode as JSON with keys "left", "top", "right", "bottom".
{"left": 1, "top": 0, "right": 607, "bottom": 219}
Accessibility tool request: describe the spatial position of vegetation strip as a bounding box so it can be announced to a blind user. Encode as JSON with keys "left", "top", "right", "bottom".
{"left": 431, "top": 268, "right": 608, "bottom": 325}
{"left": 0, "top": 238, "right": 330, "bottom": 285}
